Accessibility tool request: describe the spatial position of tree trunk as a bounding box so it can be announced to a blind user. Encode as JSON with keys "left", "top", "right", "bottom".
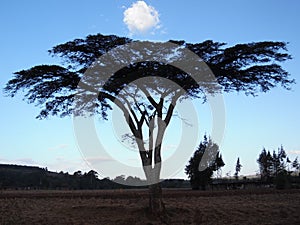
{"left": 148, "top": 182, "right": 165, "bottom": 215}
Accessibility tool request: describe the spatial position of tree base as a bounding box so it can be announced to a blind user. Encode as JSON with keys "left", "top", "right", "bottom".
{"left": 148, "top": 183, "right": 166, "bottom": 216}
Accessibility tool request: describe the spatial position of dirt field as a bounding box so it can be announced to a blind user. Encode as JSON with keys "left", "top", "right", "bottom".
{"left": 0, "top": 189, "right": 300, "bottom": 225}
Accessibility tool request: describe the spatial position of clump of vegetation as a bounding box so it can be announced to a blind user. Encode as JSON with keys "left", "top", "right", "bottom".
{"left": 257, "top": 145, "right": 299, "bottom": 189}
{"left": 185, "top": 135, "right": 225, "bottom": 190}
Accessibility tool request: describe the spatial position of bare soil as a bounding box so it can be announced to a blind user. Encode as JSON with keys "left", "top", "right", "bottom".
{"left": 0, "top": 189, "right": 299, "bottom": 225}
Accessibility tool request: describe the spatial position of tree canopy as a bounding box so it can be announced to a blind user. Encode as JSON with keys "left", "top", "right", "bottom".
{"left": 5, "top": 34, "right": 293, "bottom": 120}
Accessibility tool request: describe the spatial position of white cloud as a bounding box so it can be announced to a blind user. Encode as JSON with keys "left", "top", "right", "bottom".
{"left": 17, "top": 158, "right": 38, "bottom": 165}
{"left": 48, "top": 144, "right": 69, "bottom": 151}
{"left": 85, "top": 156, "right": 114, "bottom": 164}
{"left": 123, "top": 1, "right": 160, "bottom": 35}
{"left": 0, "top": 157, "right": 40, "bottom": 166}
{"left": 288, "top": 150, "right": 300, "bottom": 155}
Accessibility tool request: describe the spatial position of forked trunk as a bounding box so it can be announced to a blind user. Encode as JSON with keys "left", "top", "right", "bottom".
{"left": 136, "top": 106, "right": 169, "bottom": 216}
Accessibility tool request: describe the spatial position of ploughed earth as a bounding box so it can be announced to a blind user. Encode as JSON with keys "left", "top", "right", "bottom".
{"left": 0, "top": 188, "right": 299, "bottom": 225}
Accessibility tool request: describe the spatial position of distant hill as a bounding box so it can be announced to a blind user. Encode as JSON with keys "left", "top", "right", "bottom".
{"left": 0, "top": 164, "right": 190, "bottom": 190}
{"left": 0, "top": 164, "right": 118, "bottom": 190}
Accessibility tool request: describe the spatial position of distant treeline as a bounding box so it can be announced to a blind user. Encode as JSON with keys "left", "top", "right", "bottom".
{"left": 0, "top": 164, "right": 190, "bottom": 190}
{"left": 1, "top": 164, "right": 299, "bottom": 191}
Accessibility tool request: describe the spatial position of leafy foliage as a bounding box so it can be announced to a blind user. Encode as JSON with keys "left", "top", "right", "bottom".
{"left": 234, "top": 157, "right": 242, "bottom": 179}
{"left": 257, "top": 145, "right": 296, "bottom": 188}
{"left": 292, "top": 157, "right": 300, "bottom": 171}
{"left": 4, "top": 34, "right": 294, "bottom": 119}
{"left": 185, "top": 135, "right": 225, "bottom": 190}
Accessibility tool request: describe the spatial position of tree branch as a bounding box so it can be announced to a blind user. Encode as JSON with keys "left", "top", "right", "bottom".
{"left": 164, "top": 90, "right": 183, "bottom": 126}
{"left": 97, "top": 91, "right": 137, "bottom": 136}
{"left": 119, "top": 94, "right": 139, "bottom": 128}
{"left": 148, "top": 114, "right": 155, "bottom": 167}
{"left": 139, "top": 85, "right": 158, "bottom": 108}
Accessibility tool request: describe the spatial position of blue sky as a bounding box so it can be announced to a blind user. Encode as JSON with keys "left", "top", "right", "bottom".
{"left": 0, "top": 0, "right": 299, "bottom": 179}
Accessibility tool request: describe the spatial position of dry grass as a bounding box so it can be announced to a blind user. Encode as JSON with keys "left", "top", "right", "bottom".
{"left": 0, "top": 189, "right": 299, "bottom": 224}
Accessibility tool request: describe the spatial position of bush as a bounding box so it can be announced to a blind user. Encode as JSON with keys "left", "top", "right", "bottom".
{"left": 274, "top": 171, "right": 291, "bottom": 189}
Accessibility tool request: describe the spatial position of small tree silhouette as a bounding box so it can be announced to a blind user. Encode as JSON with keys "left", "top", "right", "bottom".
{"left": 185, "top": 135, "right": 225, "bottom": 190}
{"left": 234, "top": 157, "right": 242, "bottom": 180}
{"left": 292, "top": 157, "right": 300, "bottom": 173}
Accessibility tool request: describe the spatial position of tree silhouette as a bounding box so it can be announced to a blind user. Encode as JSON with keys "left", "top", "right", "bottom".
{"left": 4, "top": 33, "right": 293, "bottom": 214}
{"left": 185, "top": 135, "right": 225, "bottom": 190}
{"left": 214, "top": 152, "right": 225, "bottom": 178}
{"left": 257, "top": 148, "right": 273, "bottom": 182}
{"left": 292, "top": 157, "right": 299, "bottom": 173}
{"left": 234, "top": 157, "right": 242, "bottom": 179}
{"left": 257, "top": 145, "right": 293, "bottom": 188}
{"left": 270, "top": 146, "right": 288, "bottom": 177}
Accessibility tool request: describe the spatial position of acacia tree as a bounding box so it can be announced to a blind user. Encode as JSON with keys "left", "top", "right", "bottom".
{"left": 4, "top": 33, "right": 294, "bottom": 214}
